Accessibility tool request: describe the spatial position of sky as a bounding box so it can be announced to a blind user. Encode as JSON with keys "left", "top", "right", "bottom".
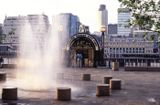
{"left": 0, "top": 0, "right": 120, "bottom": 32}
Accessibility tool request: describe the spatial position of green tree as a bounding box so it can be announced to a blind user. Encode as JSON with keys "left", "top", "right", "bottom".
{"left": 150, "top": 34, "right": 155, "bottom": 41}
{"left": 118, "top": 0, "right": 160, "bottom": 33}
{"left": 119, "top": 0, "right": 160, "bottom": 48}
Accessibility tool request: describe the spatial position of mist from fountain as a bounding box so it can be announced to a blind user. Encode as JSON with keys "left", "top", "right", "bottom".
{"left": 14, "top": 16, "right": 62, "bottom": 90}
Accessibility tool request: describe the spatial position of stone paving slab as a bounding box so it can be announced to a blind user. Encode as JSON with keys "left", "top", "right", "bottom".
{"left": 0, "top": 68, "right": 159, "bottom": 105}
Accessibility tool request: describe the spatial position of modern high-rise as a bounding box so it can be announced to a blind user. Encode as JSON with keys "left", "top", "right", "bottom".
{"left": 52, "top": 13, "right": 80, "bottom": 46}
{"left": 98, "top": 4, "right": 108, "bottom": 35}
{"left": 118, "top": 8, "right": 132, "bottom": 36}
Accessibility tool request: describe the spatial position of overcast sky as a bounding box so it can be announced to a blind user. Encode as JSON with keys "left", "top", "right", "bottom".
{"left": 0, "top": 0, "right": 120, "bottom": 32}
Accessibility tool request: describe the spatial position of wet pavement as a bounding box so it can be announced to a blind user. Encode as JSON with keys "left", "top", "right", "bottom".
{"left": 0, "top": 68, "right": 160, "bottom": 105}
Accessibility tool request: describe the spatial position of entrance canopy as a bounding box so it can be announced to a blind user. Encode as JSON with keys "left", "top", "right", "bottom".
{"left": 66, "top": 33, "right": 100, "bottom": 51}
{"left": 66, "top": 33, "right": 101, "bottom": 67}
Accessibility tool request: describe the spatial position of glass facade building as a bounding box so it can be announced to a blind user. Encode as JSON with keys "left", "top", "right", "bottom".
{"left": 52, "top": 13, "right": 80, "bottom": 46}
{"left": 118, "top": 8, "right": 132, "bottom": 36}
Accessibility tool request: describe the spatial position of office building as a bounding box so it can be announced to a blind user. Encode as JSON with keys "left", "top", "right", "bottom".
{"left": 52, "top": 13, "right": 80, "bottom": 46}
{"left": 118, "top": 8, "right": 132, "bottom": 36}
{"left": 2, "top": 14, "right": 49, "bottom": 46}
{"left": 104, "top": 36, "right": 158, "bottom": 67}
{"left": 3, "top": 16, "right": 26, "bottom": 44}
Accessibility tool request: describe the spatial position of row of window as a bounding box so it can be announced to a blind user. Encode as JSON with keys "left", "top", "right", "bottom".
{"left": 105, "top": 54, "right": 122, "bottom": 58}
{"left": 106, "top": 42, "right": 151, "bottom": 46}
{"left": 105, "top": 47, "right": 145, "bottom": 54}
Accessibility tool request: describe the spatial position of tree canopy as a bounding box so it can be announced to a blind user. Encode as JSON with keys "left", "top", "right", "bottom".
{"left": 118, "top": 0, "right": 160, "bottom": 33}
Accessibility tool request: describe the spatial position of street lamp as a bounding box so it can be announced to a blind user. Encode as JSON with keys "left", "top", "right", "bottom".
{"left": 100, "top": 26, "right": 106, "bottom": 49}
{"left": 58, "top": 25, "right": 65, "bottom": 65}
{"left": 100, "top": 26, "right": 106, "bottom": 66}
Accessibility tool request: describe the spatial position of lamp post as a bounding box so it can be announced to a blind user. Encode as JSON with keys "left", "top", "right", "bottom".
{"left": 58, "top": 25, "right": 64, "bottom": 66}
{"left": 100, "top": 26, "right": 106, "bottom": 66}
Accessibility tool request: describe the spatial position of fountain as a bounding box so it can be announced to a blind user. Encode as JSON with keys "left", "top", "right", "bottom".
{"left": 13, "top": 16, "right": 63, "bottom": 91}
{"left": 1, "top": 16, "right": 84, "bottom": 101}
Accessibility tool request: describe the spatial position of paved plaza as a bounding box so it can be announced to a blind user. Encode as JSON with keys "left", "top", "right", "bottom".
{"left": 0, "top": 68, "right": 160, "bottom": 105}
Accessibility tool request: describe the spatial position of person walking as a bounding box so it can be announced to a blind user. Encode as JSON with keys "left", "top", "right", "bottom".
{"left": 0, "top": 56, "right": 4, "bottom": 68}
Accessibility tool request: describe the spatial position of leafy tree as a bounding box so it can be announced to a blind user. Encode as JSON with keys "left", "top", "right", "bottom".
{"left": 118, "top": 0, "right": 160, "bottom": 33}
{"left": 119, "top": 0, "right": 160, "bottom": 48}
{"left": 150, "top": 34, "right": 155, "bottom": 41}
{"left": 142, "top": 32, "right": 147, "bottom": 39}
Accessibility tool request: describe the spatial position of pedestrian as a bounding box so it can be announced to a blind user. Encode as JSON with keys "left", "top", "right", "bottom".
{"left": 0, "top": 56, "right": 4, "bottom": 68}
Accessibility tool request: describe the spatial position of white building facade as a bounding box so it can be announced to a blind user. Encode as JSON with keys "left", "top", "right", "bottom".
{"left": 105, "top": 37, "right": 154, "bottom": 58}
{"left": 2, "top": 14, "right": 49, "bottom": 46}
{"left": 104, "top": 36, "right": 156, "bottom": 67}
{"left": 3, "top": 16, "right": 26, "bottom": 44}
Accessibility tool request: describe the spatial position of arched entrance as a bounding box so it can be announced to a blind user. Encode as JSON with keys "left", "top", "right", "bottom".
{"left": 66, "top": 33, "right": 100, "bottom": 67}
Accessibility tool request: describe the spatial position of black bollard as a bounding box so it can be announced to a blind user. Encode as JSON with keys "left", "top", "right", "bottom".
{"left": 57, "top": 87, "right": 71, "bottom": 101}
{"left": 2, "top": 87, "right": 18, "bottom": 100}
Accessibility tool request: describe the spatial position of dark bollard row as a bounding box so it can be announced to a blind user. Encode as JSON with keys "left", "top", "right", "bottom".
{"left": 96, "top": 84, "right": 110, "bottom": 96}
{"left": 2, "top": 87, "right": 18, "bottom": 100}
{"left": 103, "top": 76, "right": 112, "bottom": 84}
{"left": 0, "top": 72, "right": 6, "bottom": 81}
{"left": 0, "top": 73, "right": 18, "bottom": 101}
{"left": 96, "top": 76, "right": 122, "bottom": 97}
{"left": 57, "top": 87, "right": 71, "bottom": 101}
{"left": 112, "top": 62, "right": 119, "bottom": 71}
{"left": 0, "top": 73, "right": 121, "bottom": 100}
{"left": 110, "top": 79, "right": 121, "bottom": 90}
{"left": 1, "top": 87, "right": 72, "bottom": 101}
{"left": 82, "top": 73, "right": 91, "bottom": 81}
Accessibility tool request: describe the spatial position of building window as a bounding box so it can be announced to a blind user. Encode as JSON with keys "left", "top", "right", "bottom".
{"left": 136, "top": 48, "right": 138, "bottom": 53}
{"left": 139, "top": 48, "right": 142, "bottom": 53}
{"left": 129, "top": 48, "right": 132, "bottom": 53}
{"left": 123, "top": 48, "right": 125, "bottom": 53}
{"left": 110, "top": 48, "right": 112, "bottom": 53}
{"left": 116, "top": 48, "right": 119, "bottom": 53}
{"left": 120, "top": 48, "right": 122, "bottom": 53}
{"left": 142, "top": 48, "right": 145, "bottom": 53}
{"left": 126, "top": 48, "right": 128, "bottom": 53}
{"left": 133, "top": 48, "right": 135, "bottom": 53}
